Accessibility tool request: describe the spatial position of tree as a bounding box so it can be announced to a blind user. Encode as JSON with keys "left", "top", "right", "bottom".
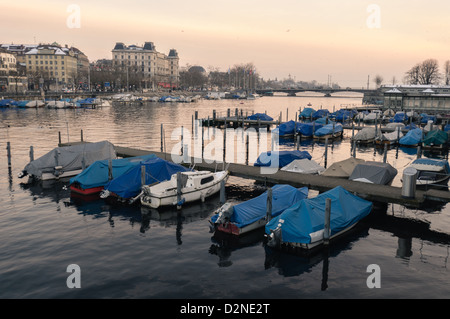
{"left": 405, "top": 59, "right": 441, "bottom": 85}
{"left": 373, "top": 74, "right": 383, "bottom": 88}
{"left": 444, "top": 60, "right": 450, "bottom": 85}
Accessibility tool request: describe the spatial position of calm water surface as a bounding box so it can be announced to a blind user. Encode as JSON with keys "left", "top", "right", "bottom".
{"left": 0, "top": 94, "right": 449, "bottom": 299}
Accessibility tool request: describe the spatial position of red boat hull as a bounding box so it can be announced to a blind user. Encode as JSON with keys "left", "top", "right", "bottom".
{"left": 70, "top": 184, "right": 104, "bottom": 195}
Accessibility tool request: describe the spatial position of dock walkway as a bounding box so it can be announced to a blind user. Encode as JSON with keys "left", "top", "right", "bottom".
{"left": 59, "top": 141, "right": 450, "bottom": 207}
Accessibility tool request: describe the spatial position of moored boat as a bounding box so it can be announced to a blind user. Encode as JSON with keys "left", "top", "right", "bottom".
{"left": 313, "top": 123, "right": 343, "bottom": 140}
{"left": 406, "top": 158, "right": 450, "bottom": 187}
{"left": 254, "top": 150, "right": 312, "bottom": 168}
{"left": 351, "top": 127, "right": 377, "bottom": 145}
{"left": 69, "top": 154, "right": 156, "bottom": 195}
{"left": 265, "top": 186, "right": 372, "bottom": 252}
{"left": 18, "top": 141, "right": 116, "bottom": 181}
{"left": 140, "top": 170, "right": 228, "bottom": 208}
{"left": 210, "top": 184, "right": 308, "bottom": 236}
{"left": 348, "top": 161, "right": 397, "bottom": 185}
{"left": 281, "top": 158, "right": 325, "bottom": 175}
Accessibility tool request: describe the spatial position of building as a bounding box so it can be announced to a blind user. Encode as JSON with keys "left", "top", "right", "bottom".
{"left": 381, "top": 85, "right": 450, "bottom": 112}
{"left": 0, "top": 48, "right": 27, "bottom": 93}
{"left": 24, "top": 44, "right": 78, "bottom": 89}
{"left": 1, "top": 43, "right": 89, "bottom": 90}
{"left": 112, "top": 42, "right": 179, "bottom": 90}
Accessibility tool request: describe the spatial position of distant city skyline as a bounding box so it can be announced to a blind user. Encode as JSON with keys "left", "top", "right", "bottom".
{"left": 2, "top": 0, "right": 450, "bottom": 87}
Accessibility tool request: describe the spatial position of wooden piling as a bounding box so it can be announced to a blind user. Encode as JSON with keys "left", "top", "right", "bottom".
{"left": 29, "top": 146, "right": 34, "bottom": 162}
{"left": 6, "top": 142, "right": 11, "bottom": 168}
{"left": 266, "top": 187, "right": 273, "bottom": 221}
{"left": 176, "top": 172, "right": 183, "bottom": 210}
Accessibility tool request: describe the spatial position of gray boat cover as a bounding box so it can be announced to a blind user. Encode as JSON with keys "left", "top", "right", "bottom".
{"left": 349, "top": 161, "right": 397, "bottom": 185}
{"left": 351, "top": 127, "right": 377, "bottom": 141}
{"left": 321, "top": 157, "right": 365, "bottom": 178}
{"left": 281, "top": 159, "right": 325, "bottom": 174}
{"left": 23, "top": 141, "right": 116, "bottom": 179}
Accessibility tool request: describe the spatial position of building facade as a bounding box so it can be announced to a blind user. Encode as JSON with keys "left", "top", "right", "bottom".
{"left": 112, "top": 42, "right": 179, "bottom": 90}
{"left": 0, "top": 48, "right": 27, "bottom": 92}
{"left": 382, "top": 85, "right": 450, "bottom": 112}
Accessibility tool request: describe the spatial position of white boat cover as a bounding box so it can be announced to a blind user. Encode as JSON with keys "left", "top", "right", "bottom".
{"left": 281, "top": 159, "right": 325, "bottom": 174}
{"left": 380, "top": 130, "right": 403, "bottom": 142}
{"left": 321, "top": 157, "right": 365, "bottom": 178}
{"left": 22, "top": 141, "right": 116, "bottom": 179}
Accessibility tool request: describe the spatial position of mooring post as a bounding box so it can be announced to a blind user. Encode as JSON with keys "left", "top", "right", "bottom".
{"left": 80, "top": 130, "right": 83, "bottom": 142}
{"left": 324, "top": 138, "right": 328, "bottom": 168}
{"left": 181, "top": 126, "right": 184, "bottom": 155}
{"left": 417, "top": 145, "right": 422, "bottom": 159}
{"left": 266, "top": 187, "right": 273, "bottom": 221}
{"left": 108, "top": 159, "right": 113, "bottom": 180}
{"left": 160, "top": 123, "right": 164, "bottom": 152}
{"left": 141, "top": 164, "right": 146, "bottom": 186}
{"left": 6, "top": 142, "right": 11, "bottom": 168}
{"left": 324, "top": 198, "right": 331, "bottom": 246}
{"left": 223, "top": 121, "right": 227, "bottom": 163}
{"left": 29, "top": 146, "right": 34, "bottom": 162}
{"left": 220, "top": 179, "right": 226, "bottom": 204}
{"left": 58, "top": 131, "right": 61, "bottom": 146}
{"left": 176, "top": 171, "right": 182, "bottom": 210}
{"left": 245, "top": 133, "right": 249, "bottom": 165}
{"left": 352, "top": 122, "right": 355, "bottom": 140}
{"left": 352, "top": 140, "right": 356, "bottom": 158}
{"left": 296, "top": 134, "right": 300, "bottom": 151}
{"left": 383, "top": 143, "right": 388, "bottom": 163}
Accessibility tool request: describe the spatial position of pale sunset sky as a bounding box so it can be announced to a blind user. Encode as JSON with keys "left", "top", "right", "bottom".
{"left": 1, "top": 0, "right": 450, "bottom": 87}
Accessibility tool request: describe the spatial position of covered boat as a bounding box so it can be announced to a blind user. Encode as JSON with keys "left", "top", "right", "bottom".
{"left": 211, "top": 184, "right": 308, "bottom": 235}
{"left": 69, "top": 154, "right": 156, "bottom": 195}
{"left": 296, "top": 122, "right": 324, "bottom": 137}
{"left": 422, "top": 130, "right": 448, "bottom": 150}
{"left": 363, "top": 111, "right": 381, "bottom": 123}
{"left": 375, "top": 129, "right": 403, "bottom": 146}
{"left": 254, "top": 150, "right": 312, "bottom": 168}
{"left": 100, "top": 157, "right": 190, "bottom": 201}
{"left": 140, "top": 170, "right": 228, "bottom": 208}
{"left": 299, "top": 107, "right": 316, "bottom": 119}
{"left": 399, "top": 128, "right": 422, "bottom": 147}
{"left": 281, "top": 159, "right": 325, "bottom": 175}
{"left": 274, "top": 120, "right": 296, "bottom": 137}
{"left": 18, "top": 141, "right": 116, "bottom": 181}
{"left": 247, "top": 113, "right": 273, "bottom": 121}
{"left": 265, "top": 186, "right": 372, "bottom": 251}
{"left": 313, "top": 123, "right": 343, "bottom": 140}
{"left": 321, "top": 157, "right": 365, "bottom": 178}
{"left": 391, "top": 112, "right": 408, "bottom": 123}
{"left": 351, "top": 127, "right": 377, "bottom": 144}
{"left": 349, "top": 161, "right": 397, "bottom": 185}
{"left": 407, "top": 158, "right": 450, "bottom": 186}
{"left": 312, "top": 109, "right": 329, "bottom": 120}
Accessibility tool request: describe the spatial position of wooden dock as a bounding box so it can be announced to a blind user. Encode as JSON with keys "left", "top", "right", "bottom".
{"left": 56, "top": 141, "right": 450, "bottom": 207}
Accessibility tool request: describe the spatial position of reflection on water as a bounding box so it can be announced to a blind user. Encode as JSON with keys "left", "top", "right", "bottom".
{"left": 1, "top": 96, "right": 450, "bottom": 298}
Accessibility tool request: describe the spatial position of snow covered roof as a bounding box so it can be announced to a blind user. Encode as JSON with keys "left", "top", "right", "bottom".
{"left": 385, "top": 88, "right": 402, "bottom": 94}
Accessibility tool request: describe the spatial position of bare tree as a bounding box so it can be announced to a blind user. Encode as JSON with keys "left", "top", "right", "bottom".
{"left": 444, "top": 60, "right": 450, "bottom": 85}
{"left": 373, "top": 74, "right": 383, "bottom": 88}
{"left": 405, "top": 59, "right": 441, "bottom": 85}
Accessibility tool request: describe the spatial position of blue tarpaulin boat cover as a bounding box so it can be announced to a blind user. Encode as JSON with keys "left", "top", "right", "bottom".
{"left": 411, "top": 158, "right": 450, "bottom": 173}
{"left": 103, "top": 157, "right": 190, "bottom": 199}
{"left": 300, "top": 108, "right": 316, "bottom": 118}
{"left": 210, "top": 185, "right": 308, "bottom": 228}
{"left": 391, "top": 112, "right": 408, "bottom": 123}
{"left": 69, "top": 154, "right": 156, "bottom": 189}
{"left": 247, "top": 113, "right": 273, "bottom": 121}
{"left": 314, "top": 123, "right": 343, "bottom": 137}
{"left": 312, "top": 109, "right": 329, "bottom": 119}
{"left": 254, "top": 150, "right": 312, "bottom": 167}
{"left": 297, "top": 122, "right": 324, "bottom": 136}
{"left": 420, "top": 113, "right": 436, "bottom": 124}
{"left": 422, "top": 130, "right": 448, "bottom": 146}
{"left": 399, "top": 128, "right": 422, "bottom": 146}
{"left": 277, "top": 120, "right": 296, "bottom": 136}
{"left": 265, "top": 186, "right": 372, "bottom": 244}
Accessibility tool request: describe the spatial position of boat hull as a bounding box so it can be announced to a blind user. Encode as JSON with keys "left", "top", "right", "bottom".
{"left": 70, "top": 184, "right": 104, "bottom": 195}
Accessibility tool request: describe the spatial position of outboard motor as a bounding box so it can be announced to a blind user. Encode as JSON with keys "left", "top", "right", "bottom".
{"left": 266, "top": 227, "right": 282, "bottom": 248}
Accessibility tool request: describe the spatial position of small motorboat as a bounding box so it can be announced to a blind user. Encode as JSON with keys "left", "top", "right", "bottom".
{"left": 313, "top": 123, "right": 343, "bottom": 140}
{"left": 399, "top": 128, "right": 423, "bottom": 147}
{"left": 321, "top": 157, "right": 365, "bottom": 178}
{"left": 280, "top": 159, "right": 325, "bottom": 175}
{"left": 265, "top": 186, "right": 372, "bottom": 252}
{"left": 18, "top": 141, "right": 116, "bottom": 181}
{"left": 296, "top": 121, "right": 324, "bottom": 138}
{"left": 254, "top": 150, "right": 312, "bottom": 168}
{"left": 140, "top": 170, "right": 228, "bottom": 208}
{"left": 422, "top": 130, "right": 449, "bottom": 150}
{"left": 351, "top": 127, "right": 377, "bottom": 145}
{"left": 69, "top": 154, "right": 156, "bottom": 196}
{"left": 406, "top": 158, "right": 450, "bottom": 187}
{"left": 210, "top": 184, "right": 308, "bottom": 236}
{"left": 349, "top": 161, "right": 397, "bottom": 185}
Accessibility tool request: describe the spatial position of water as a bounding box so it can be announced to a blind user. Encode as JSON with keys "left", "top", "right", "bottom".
{"left": 0, "top": 94, "right": 449, "bottom": 299}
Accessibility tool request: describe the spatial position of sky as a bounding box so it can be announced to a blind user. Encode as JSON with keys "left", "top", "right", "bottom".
{"left": 2, "top": 0, "right": 450, "bottom": 87}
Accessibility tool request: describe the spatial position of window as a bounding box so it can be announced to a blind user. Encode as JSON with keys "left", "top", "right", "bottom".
{"left": 200, "top": 176, "right": 214, "bottom": 185}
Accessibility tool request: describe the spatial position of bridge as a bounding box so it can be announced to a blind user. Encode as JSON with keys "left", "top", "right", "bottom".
{"left": 255, "top": 88, "right": 377, "bottom": 96}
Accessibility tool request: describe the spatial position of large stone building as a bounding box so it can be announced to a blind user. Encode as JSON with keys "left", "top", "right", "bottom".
{"left": 1, "top": 43, "right": 89, "bottom": 90}
{"left": 381, "top": 85, "right": 450, "bottom": 112}
{"left": 112, "top": 42, "right": 179, "bottom": 90}
{"left": 0, "top": 48, "right": 27, "bottom": 92}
